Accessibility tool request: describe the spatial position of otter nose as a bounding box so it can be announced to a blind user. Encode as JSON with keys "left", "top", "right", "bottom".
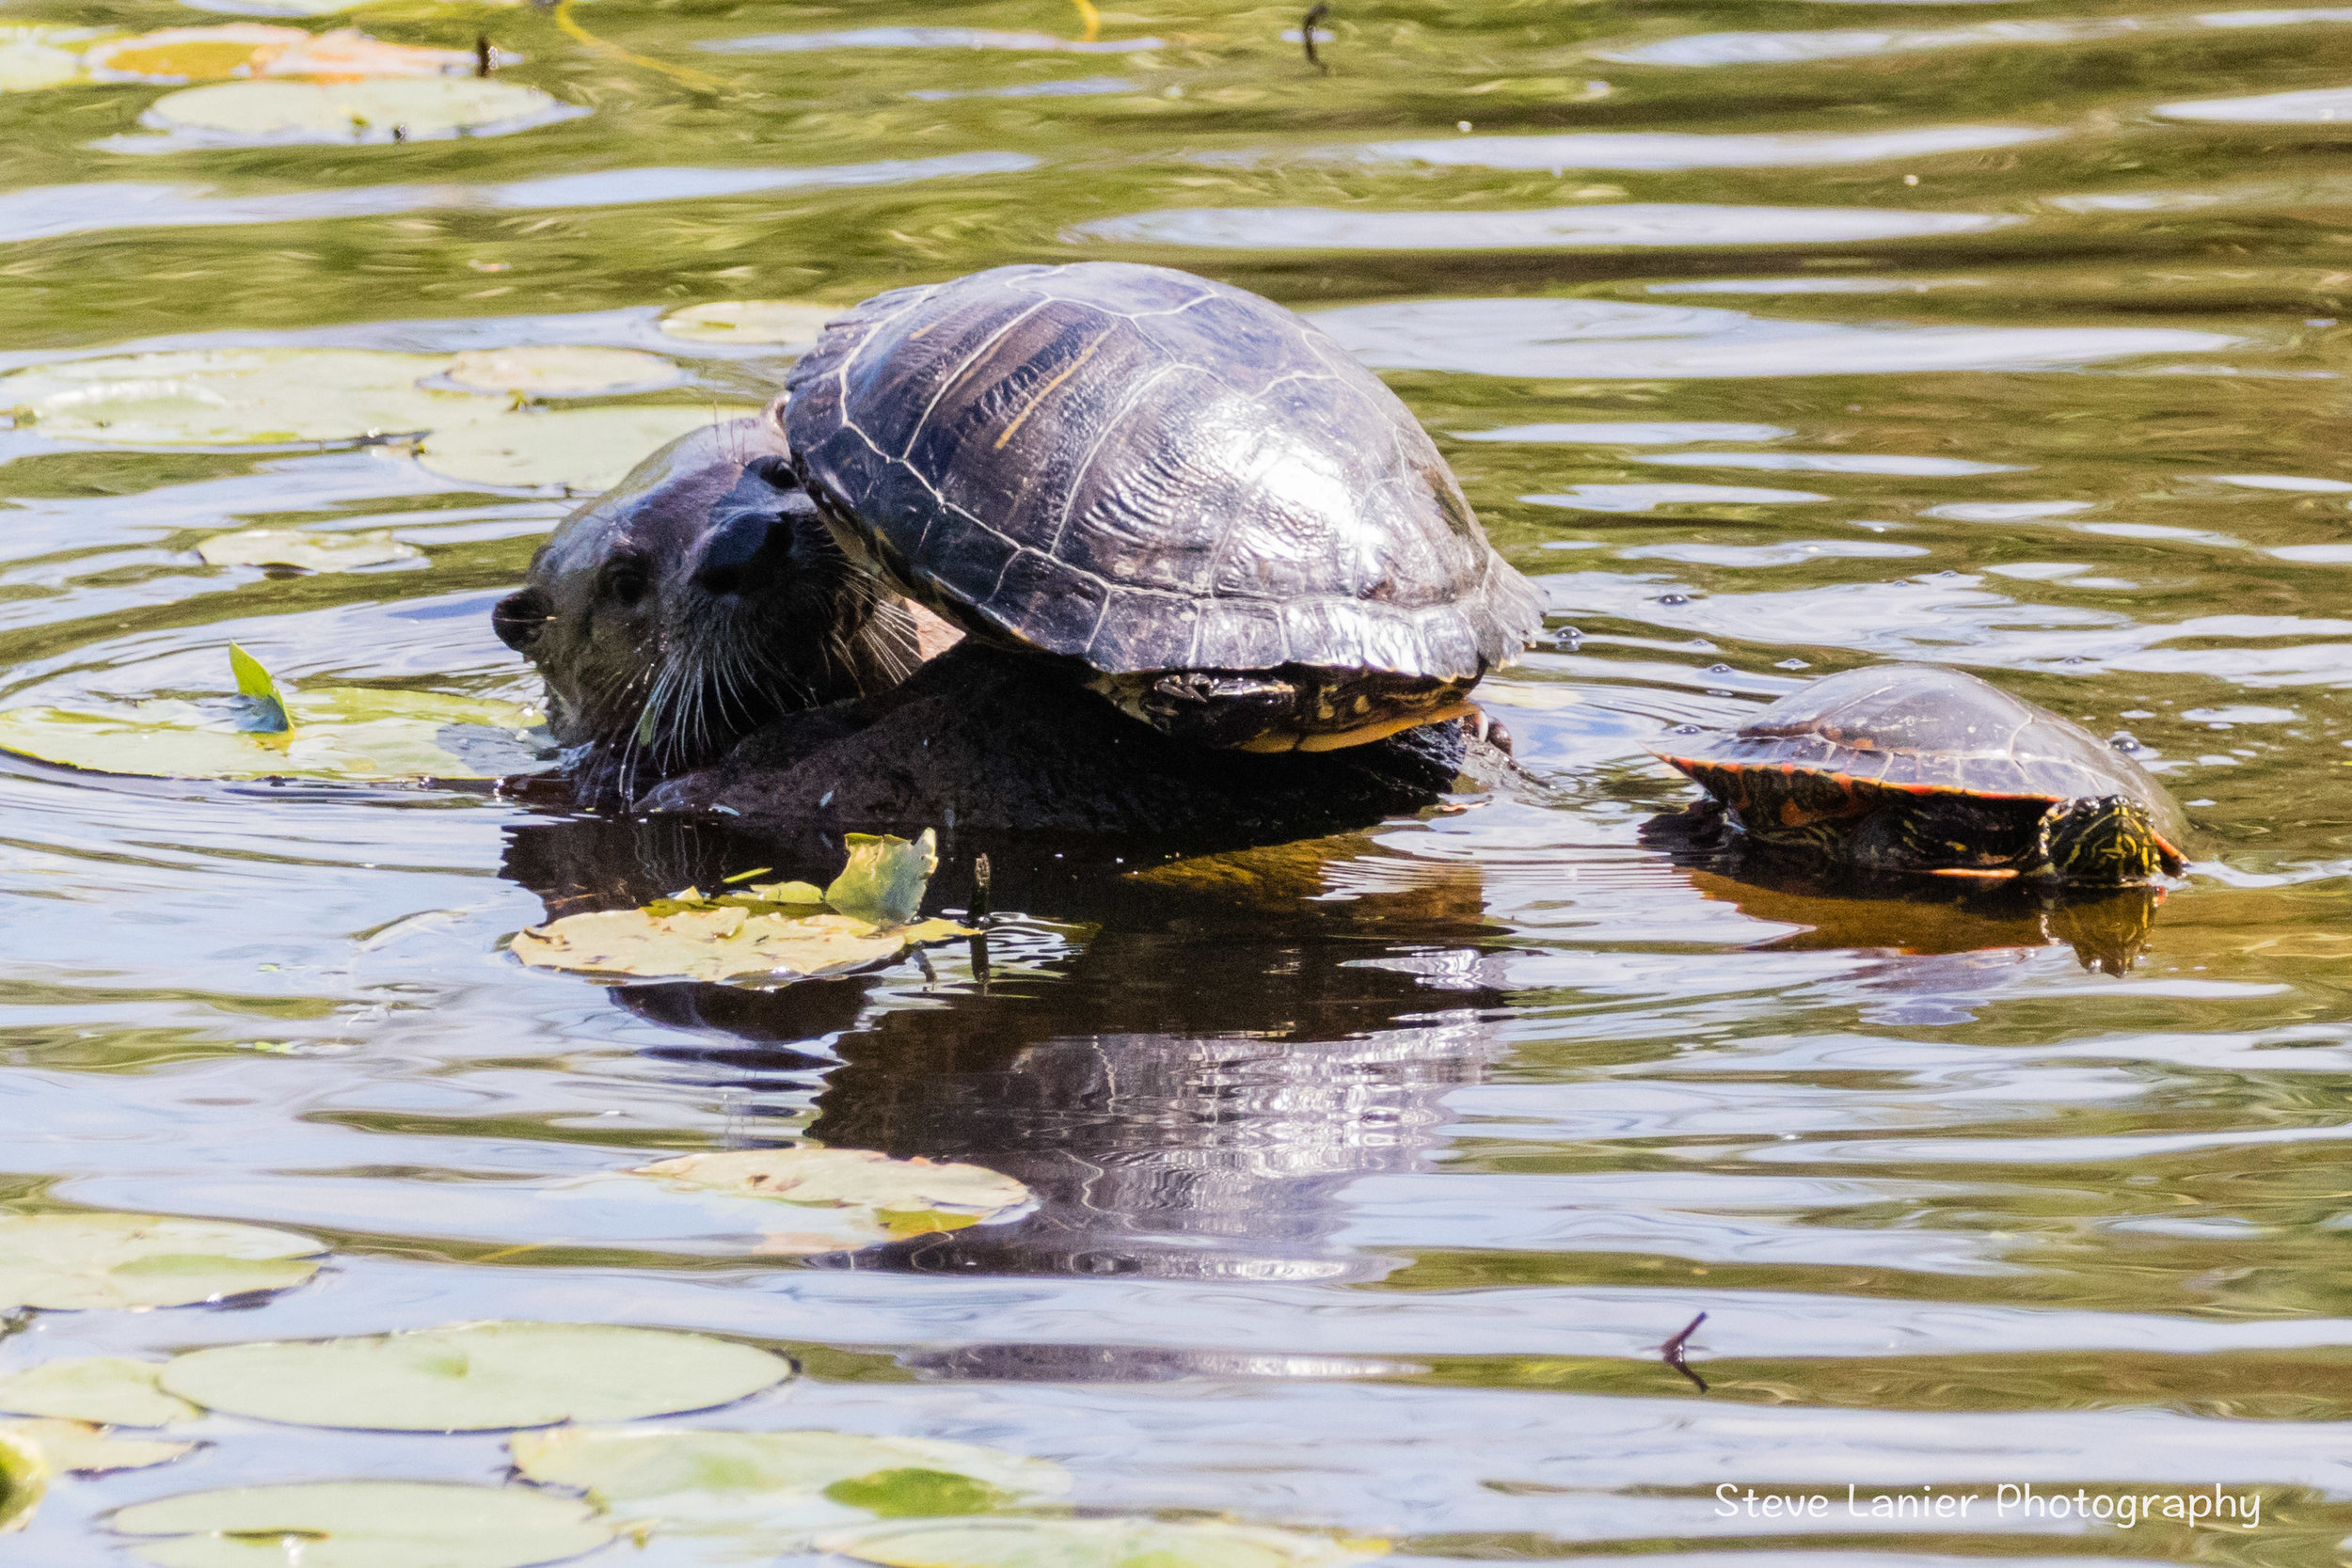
{"left": 693, "top": 509, "right": 791, "bottom": 595}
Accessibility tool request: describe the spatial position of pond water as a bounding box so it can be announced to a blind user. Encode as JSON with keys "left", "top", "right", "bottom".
{"left": 5, "top": 0, "right": 2352, "bottom": 1562}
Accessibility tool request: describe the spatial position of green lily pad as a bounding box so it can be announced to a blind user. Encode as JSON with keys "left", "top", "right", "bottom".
{"left": 632, "top": 1148, "right": 1030, "bottom": 1243}
{"left": 0, "top": 1425, "right": 44, "bottom": 1535}
{"left": 0, "top": 25, "right": 99, "bottom": 90}
{"left": 508, "top": 1426, "right": 1067, "bottom": 1543}
{"left": 412, "top": 404, "right": 751, "bottom": 491}
{"left": 112, "top": 1481, "right": 612, "bottom": 1568}
{"left": 1, "top": 1418, "right": 196, "bottom": 1475}
{"left": 443, "top": 345, "right": 685, "bottom": 396}
{"left": 821, "top": 1517, "right": 1392, "bottom": 1568}
{"left": 197, "top": 527, "right": 424, "bottom": 572}
{"left": 140, "top": 76, "right": 576, "bottom": 145}
{"left": 0, "top": 349, "right": 460, "bottom": 446}
{"left": 157, "top": 1321, "right": 790, "bottom": 1432}
{"left": 658, "top": 300, "right": 837, "bottom": 348}
{"left": 0, "top": 682, "right": 546, "bottom": 782}
{"left": 826, "top": 830, "right": 937, "bottom": 927}
{"left": 0, "top": 1213, "right": 326, "bottom": 1311}
{"left": 0, "top": 1358, "right": 199, "bottom": 1427}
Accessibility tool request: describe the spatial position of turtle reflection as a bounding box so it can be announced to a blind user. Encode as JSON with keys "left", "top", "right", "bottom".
{"left": 501, "top": 815, "right": 1505, "bottom": 1317}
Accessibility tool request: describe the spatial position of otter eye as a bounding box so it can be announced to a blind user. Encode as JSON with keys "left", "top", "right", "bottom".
{"left": 601, "top": 549, "right": 651, "bottom": 609}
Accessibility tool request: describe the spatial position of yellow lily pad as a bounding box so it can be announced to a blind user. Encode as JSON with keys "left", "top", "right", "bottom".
{"left": 0, "top": 684, "right": 545, "bottom": 782}
{"left": 508, "top": 1426, "right": 1066, "bottom": 1542}
{"left": 1, "top": 1419, "right": 195, "bottom": 1475}
{"left": 658, "top": 299, "right": 838, "bottom": 349}
{"left": 0, "top": 1358, "right": 199, "bottom": 1427}
{"left": 0, "top": 1213, "right": 326, "bottom": 1311}
{"left": 511, "top": 907, "right": 924, "bottom": 984}
{"left": 196, "top": 527, "right": 423, "bottom": 571}
{"left": 826, "top": 830, "right": 937, "bottom": 927}
{"left": 0, "top": 348, "right": 460, "bottom": 446}
{"left": 85, "top": 24, "right": 307, "bottom": 82}
{"left": 443, "top": 345, "right": 684, "bottom": 395}
{"left": 412, "top": 404, "right": 751, "bottom": 491}
{"left": 632, "top": 1147, "right": 1031, "bottom": 1246}
{"left": 0, "top": 1426, "right": 43, "bottom": 1535}
{"left": 821, "top": 1517, "right": 1392, "bottom": 1568}
{"left": 112, "top": 1481, "right": 612, "bottom": 1568}
{"left": 158, "top": 1321, "right": 790, "bottom": 1432}
{"left": 140, "top": 75, "right": 577, "bottom": 144}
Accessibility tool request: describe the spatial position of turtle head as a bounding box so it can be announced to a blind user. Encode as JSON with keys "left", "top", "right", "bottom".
{"left": 2037, "top": 795, "right": 2183, "bottom": 884}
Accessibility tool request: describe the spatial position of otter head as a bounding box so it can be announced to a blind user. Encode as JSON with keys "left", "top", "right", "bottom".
{"left": 493, "top": 409, "right": 914, "bottom": 806}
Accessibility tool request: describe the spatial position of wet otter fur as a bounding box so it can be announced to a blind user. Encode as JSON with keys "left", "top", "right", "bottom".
{"left": 491, "top": 417, "right": 921, "bottom": 807}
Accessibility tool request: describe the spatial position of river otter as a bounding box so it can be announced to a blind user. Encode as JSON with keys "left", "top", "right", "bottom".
{"left": 491, "top": 417, "right": 928, "bottom": 807}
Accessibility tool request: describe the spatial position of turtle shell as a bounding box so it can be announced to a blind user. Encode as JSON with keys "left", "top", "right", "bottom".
{"left": 783, "top": 261, "right": 1543, "bottom": 750}
{"left": 1648, "top": 664, "right": 2190, "bottom": 857}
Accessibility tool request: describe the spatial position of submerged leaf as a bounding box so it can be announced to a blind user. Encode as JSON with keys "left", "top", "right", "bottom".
{"left": 157, "top": 1321, "right": 790, "bottom": 1432}
{"left": 508, "top": 1426, "right": 1065, "bottom": 1542}
{"left": 443, "top": 345, "right": 684, "bottom": 395}
{"left": 658, "top": 299, "right": 837, "bottom": 348}
{"left": 826, "top": 830, "right": 939, "bottom": 927}
{"left": 112, "top": 1481, "right": 612, "bottom": 1568}
{"left": 197, "top": 527, "right": 423, "bottom": 572}
{"left": 0, "top": 1358, "right": 199, "bottom": 1427}
{"left": 821, "top": 1517, "right": 1392, "bottom": 1568}
{"left": 0, "top": 1213, "right": 326, "bottom": 1311}
{"left": 0, "top": 1425, "right": 43, "bottom": 1535}
{"left": 0, "top": 684, "right": 545, "bottom": 782}
{"left": 1, "top": 1418, "right": 195, "bottom": 1475}
{"left": 412, "top": 404, "right": 749, "bottom": 491}
{"left": 139, "top": 76, "right": 577, "bottom": 145}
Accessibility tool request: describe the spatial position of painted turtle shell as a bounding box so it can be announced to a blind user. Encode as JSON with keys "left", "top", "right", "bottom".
{"left": 1648, "top": 664, "right": 2190, "bottom": 884}
{"left": 783, "top": 261, "right": 1544, "bottom": 752}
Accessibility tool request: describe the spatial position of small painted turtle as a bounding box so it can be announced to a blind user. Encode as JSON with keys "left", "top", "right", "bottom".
{"left": 782, "top": 261, "right": 1544, "bottom": 752}
{"left": 1649, "top": 664, "right": 2190, "bottom": 885}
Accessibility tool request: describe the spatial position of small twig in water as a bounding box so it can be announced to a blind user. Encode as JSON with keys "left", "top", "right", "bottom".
{"left": 1661, "top": 1310, "right": 1708, "bottom": 1393}
{"left": 1302, "top": 2, "right": 1331, "bottom": 71}
{"left": 475, "top": 33, "right": 493, "bottom": 76}
{"left": 970, "top": 852, "right": 993, "bottom": 924}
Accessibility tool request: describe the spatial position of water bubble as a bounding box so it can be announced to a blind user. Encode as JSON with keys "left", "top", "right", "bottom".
{"left": 2108, "top": 730, "right": 2143, "bottom": 752}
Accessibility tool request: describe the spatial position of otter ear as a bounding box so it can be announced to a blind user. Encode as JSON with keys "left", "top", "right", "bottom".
{"left": 492, "top": 587, "right": 552, "bottom": 652}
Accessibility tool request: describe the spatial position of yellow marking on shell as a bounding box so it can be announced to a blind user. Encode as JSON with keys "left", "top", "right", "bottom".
{"left": 1241, "top": 703, "right": 1476, "bottom": 753}
{"left": 995, "top": 330, "right": 1112, "bottom": 451}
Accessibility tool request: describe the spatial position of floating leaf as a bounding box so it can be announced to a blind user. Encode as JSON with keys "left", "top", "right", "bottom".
{"left": 112, "top": 1481, "right": 612, "bottom": 1568}
{"left": 84, "top": 24, "right": 307, "bottom": 82}
{"left": 632, "top": 1148, "right": 1030, "bottom": 1243}
{"left": 825, "top": 830, "right": 938, "bottom": 927}
{"left": 197, "top": 527, "right": 423, "bottom": 572}
{"left": 442, "top": 345, "right": 684, "bottom": 396}
{"left": 158, "top": 1321, "right": 790, "bottom": 1432}
{"left": 262, "top": 27, "right": 486, "bottom": 79}
{"left": 0, "top": 684, "right": 545, "bottom": 782}
{"left": 511, "top": 907, "right": 930, "bottom": 985}
{"left": 412, "top": 404, "right": 748, "bottom": 491}
{"left": 0, "top": 1358, "right": 199, "bottom": 1427}
{"left": 177, "top": 0, "right": 363, "bottom": 17}
{"left": 0, "top": 1426, "right": 43, "bottom": 1535}
{"left": 0, "top": 348, "right": 459, "bottom": 445}
{"left": 658, "top": 300, "right": 837, "bottom": 348}
{"left": 509, "top": 1426, "right": 1066, "bottom": 1543}
{"left": 0, "top": 1214, "right": 326, "bottom": 1311}
{"left": 0, "top": 25, "right": 95, "bottom": 91}
{"left": 139, "top": 76, "right": 578, "bottom": 145}
{"left": 226, "top": 641, "right": 290, "bottom": 734}
{"left": 1, "top": 1418, "right": 195, "bottom": 1475}
{"left": 821, "top": 1517, "right": 1391, "bottom": 1568}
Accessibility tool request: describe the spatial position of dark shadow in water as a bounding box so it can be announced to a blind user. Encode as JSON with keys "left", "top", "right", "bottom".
{"left": 501, "top": 812, "right": 1509, "bottom": 1338}
{"left": 1639, "top": 802, "right": 2166, "bottom": 974}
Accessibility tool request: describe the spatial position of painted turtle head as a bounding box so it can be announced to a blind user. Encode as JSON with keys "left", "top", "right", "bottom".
{"left": 2038, "top": 795, "right": 2184, "bottom": 884}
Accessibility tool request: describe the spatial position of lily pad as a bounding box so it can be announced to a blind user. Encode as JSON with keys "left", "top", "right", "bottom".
{"left": 0, "top": 1213, "right": 326, "bottom": 1311}
{"left": 261, "top": 27, "right": 486, "bottom": 79}
{"left": 3, "top": 25, "right": 102, "bottom": 89}
{"left": 1, "top": 1418, "right": 195, "bottom": 1475}
{"left": 197, "top": 527, "right": 423, "bottom": 572}
{"left": 158, "top": 1321, "right": 790, "bottom": 1432}
{"left": 0, "top": 1426, "right": 43, "bottom": 1535}
{"left": 658, "top": 300, "right": 838, "bottom": 349}
{"left": 0, "top": 681, "right": 545, "bottom": 783}
{"left": 633, "top": 1148, "right": 1030, "bottom": 1243}
{"left": 0, "top": 348, "right": 459, "bottom": 446}
{"left": 0, "top": 1357, "right": 199, "bottom": 1426}
{"left": 112, "top": 1481, "right": 612, "bottom": 1568}
{"left": 413, "top": 404, "right": 748, "bottom": 491}
{"left": 140, "top": 76, "right": 577, "bottom": 145}
{"left": 178, "top": 0, "right": 362, "bottom": 16}
{"left": 508, "top": 1426, "right": 1067, "bottom": 1542}
{"left": 821, "top": 1517, "right": 1391, "bottom": 1568}
{"left": 84, "top": 24, "right": 308, "bottom": 82}
{"left": 443, "top": 345, "right": 685, "bottom": 396}
{"left": 826, "top": 830, "right": 937, "bottom": 927}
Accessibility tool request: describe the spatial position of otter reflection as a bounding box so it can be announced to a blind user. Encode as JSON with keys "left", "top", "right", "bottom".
{"left": 501, "top": 815, "right": 1505, "bottom": 1302}
{"left": 1642, "top": 806, "right": 2164, "bottom": 974}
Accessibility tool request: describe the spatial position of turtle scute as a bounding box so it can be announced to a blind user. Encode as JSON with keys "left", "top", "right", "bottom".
{"left": 784, "top": 261, "right": 1543, "bottom": 751}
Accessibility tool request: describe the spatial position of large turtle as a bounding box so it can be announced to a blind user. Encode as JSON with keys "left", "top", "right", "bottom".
{"left": 1649, "top": 664, "right": 2190, "bottom": 885}
{"left": 781, "top": 261, "right": 1544, "bottom": 752}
